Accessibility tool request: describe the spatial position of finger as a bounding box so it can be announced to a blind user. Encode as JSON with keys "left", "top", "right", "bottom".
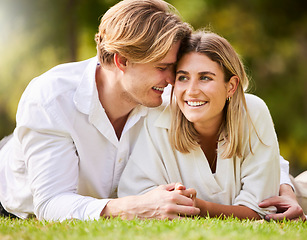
{"left": 280, "top": 206, "right": 306, "bottom": 220}
{"left": 258, "top": 196, "right": 280, "bottom": 208}
{"left": 174, "top": 189, "right": 195, "bottom": 199}
{"left": 265, "top": 213, "right": 287, "bottom": 221}
{"left": 154, "top": 205, "right": 198, "bottom": 220}
{"left": 265, "top": 207, "right": 299, "bottom": 221}
{"left": 169, "top": 190, "right": 193, "bottom": 206}
{"left": 175, "top": 182, "right": 186, "bottom": 190}
{"left": 187, "top": 188, "right": 197, "bottom": 199}
{"left": 162, "top": 183, "right": 177, "bottom": 191}
{"left": 180, "top": 188, "right": 197, "bottom": 199}
{"left": 174, "top": 204, "right": 200, "bottom": 217}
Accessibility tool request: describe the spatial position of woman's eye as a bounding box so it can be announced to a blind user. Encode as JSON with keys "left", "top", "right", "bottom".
{"left": 157, "top": 67, "right": 167, "bottom": 71}
{"left": 177, "top": 75, "right": 187, "bottom": 81}
{"left": 200, "top": 76, "right": 211, "bottom": 81}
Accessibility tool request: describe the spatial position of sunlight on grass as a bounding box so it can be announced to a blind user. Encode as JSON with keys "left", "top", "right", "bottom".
{"left": 1, "top": 217, "right": 306, "bottom": 240}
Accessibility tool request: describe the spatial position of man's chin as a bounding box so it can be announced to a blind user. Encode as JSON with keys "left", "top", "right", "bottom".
{"left": 143, "top": 100, "right": 163, "bottom": 108}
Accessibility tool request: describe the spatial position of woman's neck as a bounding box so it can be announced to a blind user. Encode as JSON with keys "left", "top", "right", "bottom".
{"left": 195, "top": 123, "right": 221, "bottom": 174}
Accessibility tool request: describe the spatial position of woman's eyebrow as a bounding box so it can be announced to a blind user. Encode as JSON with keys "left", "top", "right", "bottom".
{"left": 176, "top": 70, "right": 216, "bottom": 76}
{"left": 199, "top": 71, "right": 216, "bottom": 76}
{"left": 176, "top": 70, "right": 189, "bottom": 74}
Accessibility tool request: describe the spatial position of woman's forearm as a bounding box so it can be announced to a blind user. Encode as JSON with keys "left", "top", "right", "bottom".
{"left": 195, "top": 198, "right": 261, "bottom": 220}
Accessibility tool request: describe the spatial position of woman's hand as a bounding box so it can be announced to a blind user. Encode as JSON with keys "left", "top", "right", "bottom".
{"left": 173, "top": 182, "right": 197, "bottom": 207}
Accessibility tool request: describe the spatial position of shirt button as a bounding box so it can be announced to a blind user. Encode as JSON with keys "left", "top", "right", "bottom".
{"left": 118, "top": 158, "right": 123, "bottom": 163}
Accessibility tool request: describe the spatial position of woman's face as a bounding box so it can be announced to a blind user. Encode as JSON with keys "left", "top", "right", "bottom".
{"left": 174, "top": 52, "right": 233, "bottom": 131}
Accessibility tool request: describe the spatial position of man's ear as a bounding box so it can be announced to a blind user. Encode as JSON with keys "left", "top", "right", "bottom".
{"left": 227, "top": 76, "right": 239, "bottom": 97}
{"left": 114, "top": 53, "right": 128, "bottom": 72}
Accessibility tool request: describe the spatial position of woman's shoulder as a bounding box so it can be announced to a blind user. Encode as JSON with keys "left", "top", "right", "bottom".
{"left": 244, "top": 93, "right": 270, "bottom": 115}
{"left": 245, "top": 93, "right": 267, "bottom": 108}
{"left": 244, "top": 93, "right": 273, "bottom": 125}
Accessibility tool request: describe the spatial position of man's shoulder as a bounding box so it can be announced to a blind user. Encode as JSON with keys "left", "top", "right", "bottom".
{"left": 21, "top": 58, "right": 96, "bottom": 105}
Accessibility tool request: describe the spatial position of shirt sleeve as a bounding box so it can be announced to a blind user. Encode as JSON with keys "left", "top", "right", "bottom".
{"left": 118, "top": 115, "right": 170, "bottom": 198}
{"left": 279, "top": 156, "right": 293, "bottom": 187}
{"left": 16, "top": 99, "right": 108, "bottom": 221}
{"left": 233, "top": 95, "right": 280, "bottom": 218}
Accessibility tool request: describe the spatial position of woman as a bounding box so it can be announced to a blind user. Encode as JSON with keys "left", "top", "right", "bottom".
{"left": 118, "top": 30, "right": 280, "bottom": 220}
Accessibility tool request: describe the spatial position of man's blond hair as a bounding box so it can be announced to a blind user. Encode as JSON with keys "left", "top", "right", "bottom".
{"left": 95, "top": 0, "right": 191, "bottom": 65}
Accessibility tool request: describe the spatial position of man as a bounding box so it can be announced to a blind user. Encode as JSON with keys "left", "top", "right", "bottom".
{"left": 0, "top": 0, "right": 198, "bottom": 221}
{"left": 0, "top": 0, "right": 304, "bottom": 221}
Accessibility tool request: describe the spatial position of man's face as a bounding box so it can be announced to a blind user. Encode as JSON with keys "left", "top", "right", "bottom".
{"left": 120, "top": 41, "right": 181, "bottom": 108}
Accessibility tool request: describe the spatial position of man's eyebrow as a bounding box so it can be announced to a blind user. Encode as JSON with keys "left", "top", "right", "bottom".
{"left": 156, "top": 62, "right": 176, "bottom": 66}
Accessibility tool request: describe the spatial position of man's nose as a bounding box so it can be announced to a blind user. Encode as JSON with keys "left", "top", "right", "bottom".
{"left": 165, "top": 70, "right": 175, "bottom": 86}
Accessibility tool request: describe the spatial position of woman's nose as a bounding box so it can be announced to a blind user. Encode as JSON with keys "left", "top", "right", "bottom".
{"left": 186, "top": 80, "right": 200, "bottom": 95}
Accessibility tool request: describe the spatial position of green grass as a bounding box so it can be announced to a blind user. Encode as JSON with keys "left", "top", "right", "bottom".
{"left": 0, "top": 217, "right": 306, "bottom": 240}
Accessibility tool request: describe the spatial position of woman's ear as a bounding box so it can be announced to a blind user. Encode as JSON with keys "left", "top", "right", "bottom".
{"left": 114, "top": 53, "right": 128, "bottom": 72}
{"left": 227, "top": 76, "right": 239, "bottom": 97}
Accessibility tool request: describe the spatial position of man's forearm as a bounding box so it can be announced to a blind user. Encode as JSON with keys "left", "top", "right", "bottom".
{"left": 279, "top": 183, "right": 296, "bottom": 200}
{"left": 100, "top": 196, "right": 137, "bottom": 219}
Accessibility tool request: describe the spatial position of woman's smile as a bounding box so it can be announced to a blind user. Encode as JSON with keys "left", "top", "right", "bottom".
{"left": 185, "top": 100, "right": 208, "bottom": 107}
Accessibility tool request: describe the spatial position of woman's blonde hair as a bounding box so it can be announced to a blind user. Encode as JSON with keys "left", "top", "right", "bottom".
{"left": 170, "top": 30, "right": 256, "bottom": 159}
{"left": 95, "top": 0, "right": 192, "bottom": 65}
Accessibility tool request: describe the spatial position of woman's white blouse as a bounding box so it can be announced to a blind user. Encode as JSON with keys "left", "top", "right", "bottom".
{"left": 118, "top": 94, "right": 280, "bottom": 218}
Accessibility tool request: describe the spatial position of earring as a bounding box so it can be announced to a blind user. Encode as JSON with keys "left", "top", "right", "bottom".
{"left": 227, "top": 97, "right": 231, "bottom": 102}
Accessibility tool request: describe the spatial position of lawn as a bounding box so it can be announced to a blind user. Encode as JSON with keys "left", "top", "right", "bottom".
{"left": 0, "top": 217, "right": 306, "bottom": 240}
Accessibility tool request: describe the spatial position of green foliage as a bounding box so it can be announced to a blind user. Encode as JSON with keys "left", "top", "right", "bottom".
{"left": 0, "top": 217, "right": 307, "bottom": 240}
{"left": 0, "top": 0, "right": 306, "bottom": 172}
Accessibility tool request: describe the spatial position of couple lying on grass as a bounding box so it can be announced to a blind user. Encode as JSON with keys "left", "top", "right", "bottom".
{"left": 0, "top": 0, "right": 305, "bottom": 222}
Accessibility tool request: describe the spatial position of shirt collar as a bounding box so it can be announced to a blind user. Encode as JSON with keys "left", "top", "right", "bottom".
{"left": 154, "top": 104, "right": 172, "bottom": 130}
{"left": 73, "top": 56, "right": 99, "bottom": 115}
{"left": 122, "top": 105, "right": 148, "bottom": 136}
{"left": 154, "top": 104, "right": 227, "bottom": 153}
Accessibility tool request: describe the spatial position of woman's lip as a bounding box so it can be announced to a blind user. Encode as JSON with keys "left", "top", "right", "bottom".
{"left": 185, "top": 101, "right": 207, "bottom": 107}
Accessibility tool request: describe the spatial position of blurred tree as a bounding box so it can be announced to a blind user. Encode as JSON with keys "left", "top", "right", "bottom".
{"left": 1, "top": 0, "right": 118, "bottom": 61}
{"left": 0, "top": 0, "right": 118, "bottom": 136}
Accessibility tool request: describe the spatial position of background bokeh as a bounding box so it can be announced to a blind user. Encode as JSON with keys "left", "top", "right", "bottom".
{"left": 0, "top": 0, "right": 306, "bottom": 175}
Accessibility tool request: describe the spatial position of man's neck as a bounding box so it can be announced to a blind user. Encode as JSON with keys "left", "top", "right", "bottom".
{"left": 95, "top": 64, "right": 136, "bottom": 139}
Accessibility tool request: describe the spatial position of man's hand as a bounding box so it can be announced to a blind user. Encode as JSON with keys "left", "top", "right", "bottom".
{"left": 101, "top": 183, "right": 200, "bottom": 220}
{"left": 259, "top": 184, "right": 306, "bottom": 221}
